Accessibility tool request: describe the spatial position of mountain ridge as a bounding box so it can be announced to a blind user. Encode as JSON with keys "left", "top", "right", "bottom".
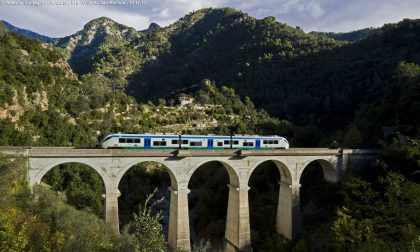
{"left": 0, "top": 20, "right": 54, "bottom": 43}
{"left": 310, "top": 27, "right": 379, "bottom": 42}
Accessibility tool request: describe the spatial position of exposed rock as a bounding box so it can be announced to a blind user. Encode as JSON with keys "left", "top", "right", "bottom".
{"left": 32, "top": 91, "right": 49, "bottom": 111}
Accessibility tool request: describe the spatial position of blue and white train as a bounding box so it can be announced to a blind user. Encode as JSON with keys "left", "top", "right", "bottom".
{"left": 100, "top": 133, "right": 289, "bottom": 150}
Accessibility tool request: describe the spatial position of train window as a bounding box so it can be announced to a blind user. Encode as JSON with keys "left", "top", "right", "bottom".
{"left": 182, "top": 140, "right": 189, "bottom": 144}
{"left": 153, "top": 141, "right": 167, "bottom": 146}
{"left": 172, "top": 140, "right": 179, "bottom": 144}
{"left": 233, "top": 140, "right": 239, "bottom": 145}
{"left": 119, "top": 138, "right": 126, "bottom": 143}
{"left": 217, "top": 142, "right": 223, "bottom": 146}
{"left": 264, "top": 140, "right": 277, "bottom": 144}
{"left": 134, "top": 139, "right": 141, "bottom": 143}
{"left": 243, "top": 142, "right": 254, "bottom": 146}
{"left": 224, "top": 140, "right": 230, "bottom": 145}
{"left": 127, "top": 139, "right": 134, "bottom": 143}
{"left": 190, "top": 141, "right": 202, "bottom": 146}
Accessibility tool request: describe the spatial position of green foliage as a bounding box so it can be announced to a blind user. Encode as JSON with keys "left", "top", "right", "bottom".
{"left": 0, "top": 22, "right": 7, "bottom": 35}
{"left": 344, "top": 126, "right": 363, "bottom": 148}
{"left": 0, "top": 119, "right": 32, "bottom": 145}
{"left": 354, "top": 62, "right": 420, "bottom": 145}
{"left": 118, "top": 162, "right": 171, "bottom": 227}
{"left": 0, "top": 155, "right": 136, "bottom": 252}
{"left": 0, "top": 155, "right": 31, "bottom": 251}
{"left": 125, "top": 189, "right": 167, "bottom": 252}
{"left": 42, "top": 163, "right": 105, "bottom": 217}
{"left": 34, "top": 186, "right": 136, "bottom": 252}
{"left": 191, "top": 240, "right": 212, "bottom": 252}
{"left": 330, "top": 173, "right": 419, "bottom": 251}
{"left": 327, "top": 139, "right": 420, "bottom": 251}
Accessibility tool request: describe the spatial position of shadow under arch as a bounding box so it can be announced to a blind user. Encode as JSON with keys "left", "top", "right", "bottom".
{"left": 247, "top": 160, "right": 292, "bottom": 250}
{"left": 34, "top": 160, "right": 107, "bottom": 186}
{"left": 248, "top": 159, "right": 292, "bottom": 185}
{"left": 187, "top": 159, "right": 240, "bottom": 187}
{"left": 116, "top": 160, "right": 178, "bottom": 190}
{"left": 187, "top": 160, "right": 239, "bottom": 250}
{"left": 116, "top": 161, "right": 178, "bottom": 235}
{"left": 40, "top": 162, "right": 106, "bottom": 218}
{"left": 298, "top": 159, "right": 338, "bottom": 235}
{"left": 300, "top": 158, "right": 336, "bottom": 184}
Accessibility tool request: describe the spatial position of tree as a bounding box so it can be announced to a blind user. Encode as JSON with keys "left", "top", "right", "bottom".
{"left": 125, "top": 189, "right": 166, "bottom": 252}
{"left": 344, "top": 126, "right": 363, "bottom": 148}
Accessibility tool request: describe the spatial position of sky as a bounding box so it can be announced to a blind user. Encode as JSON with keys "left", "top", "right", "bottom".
{"left": 0, "top": 0, "right": 419, "bottom": 37}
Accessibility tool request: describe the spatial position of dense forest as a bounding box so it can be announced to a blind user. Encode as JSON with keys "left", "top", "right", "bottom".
{"left": 0, "top": 8, "right": 419, "bottom": 251}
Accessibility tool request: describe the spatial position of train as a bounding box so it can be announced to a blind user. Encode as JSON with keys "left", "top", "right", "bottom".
{"left": 100, "top": 133, "right": 289, "bottom": 150}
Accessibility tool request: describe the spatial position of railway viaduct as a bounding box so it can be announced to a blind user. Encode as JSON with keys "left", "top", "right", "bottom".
{"left": 1, "top": 147, "right": 378, "bottom": 252}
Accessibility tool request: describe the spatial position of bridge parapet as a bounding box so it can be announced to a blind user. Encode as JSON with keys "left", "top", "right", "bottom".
{"left": 0, "top": 146, "right": 381, "bottom": 157}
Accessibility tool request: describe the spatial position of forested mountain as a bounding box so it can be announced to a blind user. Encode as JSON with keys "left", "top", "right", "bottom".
{"left": 0, "top": 20, "right": 53, "bottom": 43}
{"left": 126, "top": 12, "right": 420, "bottom": 141}
{"left": 310, "top": 27, "right": 378, "bottom": 42}
{"left": 3, "top": 7, "right": 419, "bottom": 146}
{"left": 141, "top": 22, "right": 161, "bottom": 34}
{"left": 0, "top": 21, "right": 283, "bottom": 147}
{"left": 53, "top": 17, "right": 144, "bottom": 80}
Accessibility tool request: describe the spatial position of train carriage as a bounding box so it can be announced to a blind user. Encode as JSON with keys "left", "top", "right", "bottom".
{"left": 100, "top": 134, "right": 289, "bottom": 150}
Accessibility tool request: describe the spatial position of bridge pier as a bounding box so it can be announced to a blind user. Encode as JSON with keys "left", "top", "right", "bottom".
{"left": 225, "top": 184, "right": 252, "bottom": 252}
{"left": 168, "top": 185, "right": 191, "bottom": 251}
{"left": 105, "top": 178, "right": 120, "bottom": 233}
{"left": 276, "top": 182, "right": 301, "bottom": 239}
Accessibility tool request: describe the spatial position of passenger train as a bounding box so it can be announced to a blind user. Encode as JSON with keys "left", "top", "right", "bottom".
{"left": 100, "top": 134, "right": 289, "bottom": 150}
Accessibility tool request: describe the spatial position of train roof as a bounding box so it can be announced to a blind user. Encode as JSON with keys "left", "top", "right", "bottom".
{"left": 104, "top": 133, "right": 285, "bottom": 139}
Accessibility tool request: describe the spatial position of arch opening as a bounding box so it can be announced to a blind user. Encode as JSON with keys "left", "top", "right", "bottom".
{"left": 188, "top": 161, "right": 236, "bottom": 250}
{"left": 248, "top": 160, "right": 290, "bottom": 251}
{"left": 117, "top": 161, "right": 175, "bottom": 239}
{"left": 41, "top": 162, "right": 106, "bottom": 218}
{"left": 299, "top": 160, "right": 338, "bottom": 234}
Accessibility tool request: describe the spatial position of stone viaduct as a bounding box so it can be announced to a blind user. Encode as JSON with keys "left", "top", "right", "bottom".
{"left": 1, "top": 147, "right": 378, "bottom": 252}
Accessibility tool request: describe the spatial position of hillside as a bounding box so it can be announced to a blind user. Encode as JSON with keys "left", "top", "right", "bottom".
{"left": 49, "top": 8, "right": 416, "bottom": 146}
{"left": 310, "top": 27, "right": 378, "bottom": 42}
{"left": 1, "top": 20, "right": 53, "bottom": 43}
{"left": 126, "top": 8, "right": 343, "bottom": 102}
{"left": 2, "top": 9, "right": 420, "bottom": 147}
{"left": 125, "top": 13, "right": 420, "bottom": 145}
{"left": 0, "top": 22, "right": 283, "bottom": 147}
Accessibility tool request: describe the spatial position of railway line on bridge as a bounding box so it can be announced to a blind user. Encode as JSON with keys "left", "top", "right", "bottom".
{"left": 0, "top": 146, "right": 379, "bottom": 157}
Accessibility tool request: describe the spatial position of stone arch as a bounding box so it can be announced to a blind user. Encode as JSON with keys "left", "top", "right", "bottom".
{"left": 31, "top": 159, "right": 107, "bottom": 186}
{"left": 187, "top": 159, "right": 240, "bottom": 187}
{"left": 116, "top": 160, "right": 179, "bottom": 232}
{"left": 248, "top": 159, "right": 292, "bottom": 185}
{"left": 299, "top": 158, "right": 337, "bottom": 183}
{"left": 116, "top": 160, "right": 178, "bottom": 190}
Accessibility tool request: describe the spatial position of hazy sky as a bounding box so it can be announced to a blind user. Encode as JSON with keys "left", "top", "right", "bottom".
{"left": 0, "top": 0, "right": 419, "bottom": 37}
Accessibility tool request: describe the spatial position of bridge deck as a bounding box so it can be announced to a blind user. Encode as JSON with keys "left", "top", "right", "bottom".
{"left": 0, "top": 147, "right": 380, "bottom": 157}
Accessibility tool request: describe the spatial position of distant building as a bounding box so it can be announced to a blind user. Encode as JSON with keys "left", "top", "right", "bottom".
{"left": 178, "top": 95, "right": 195, "bottom": 106}
{"left": 192, "top": 123, "right": 206, "bottom": 128}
